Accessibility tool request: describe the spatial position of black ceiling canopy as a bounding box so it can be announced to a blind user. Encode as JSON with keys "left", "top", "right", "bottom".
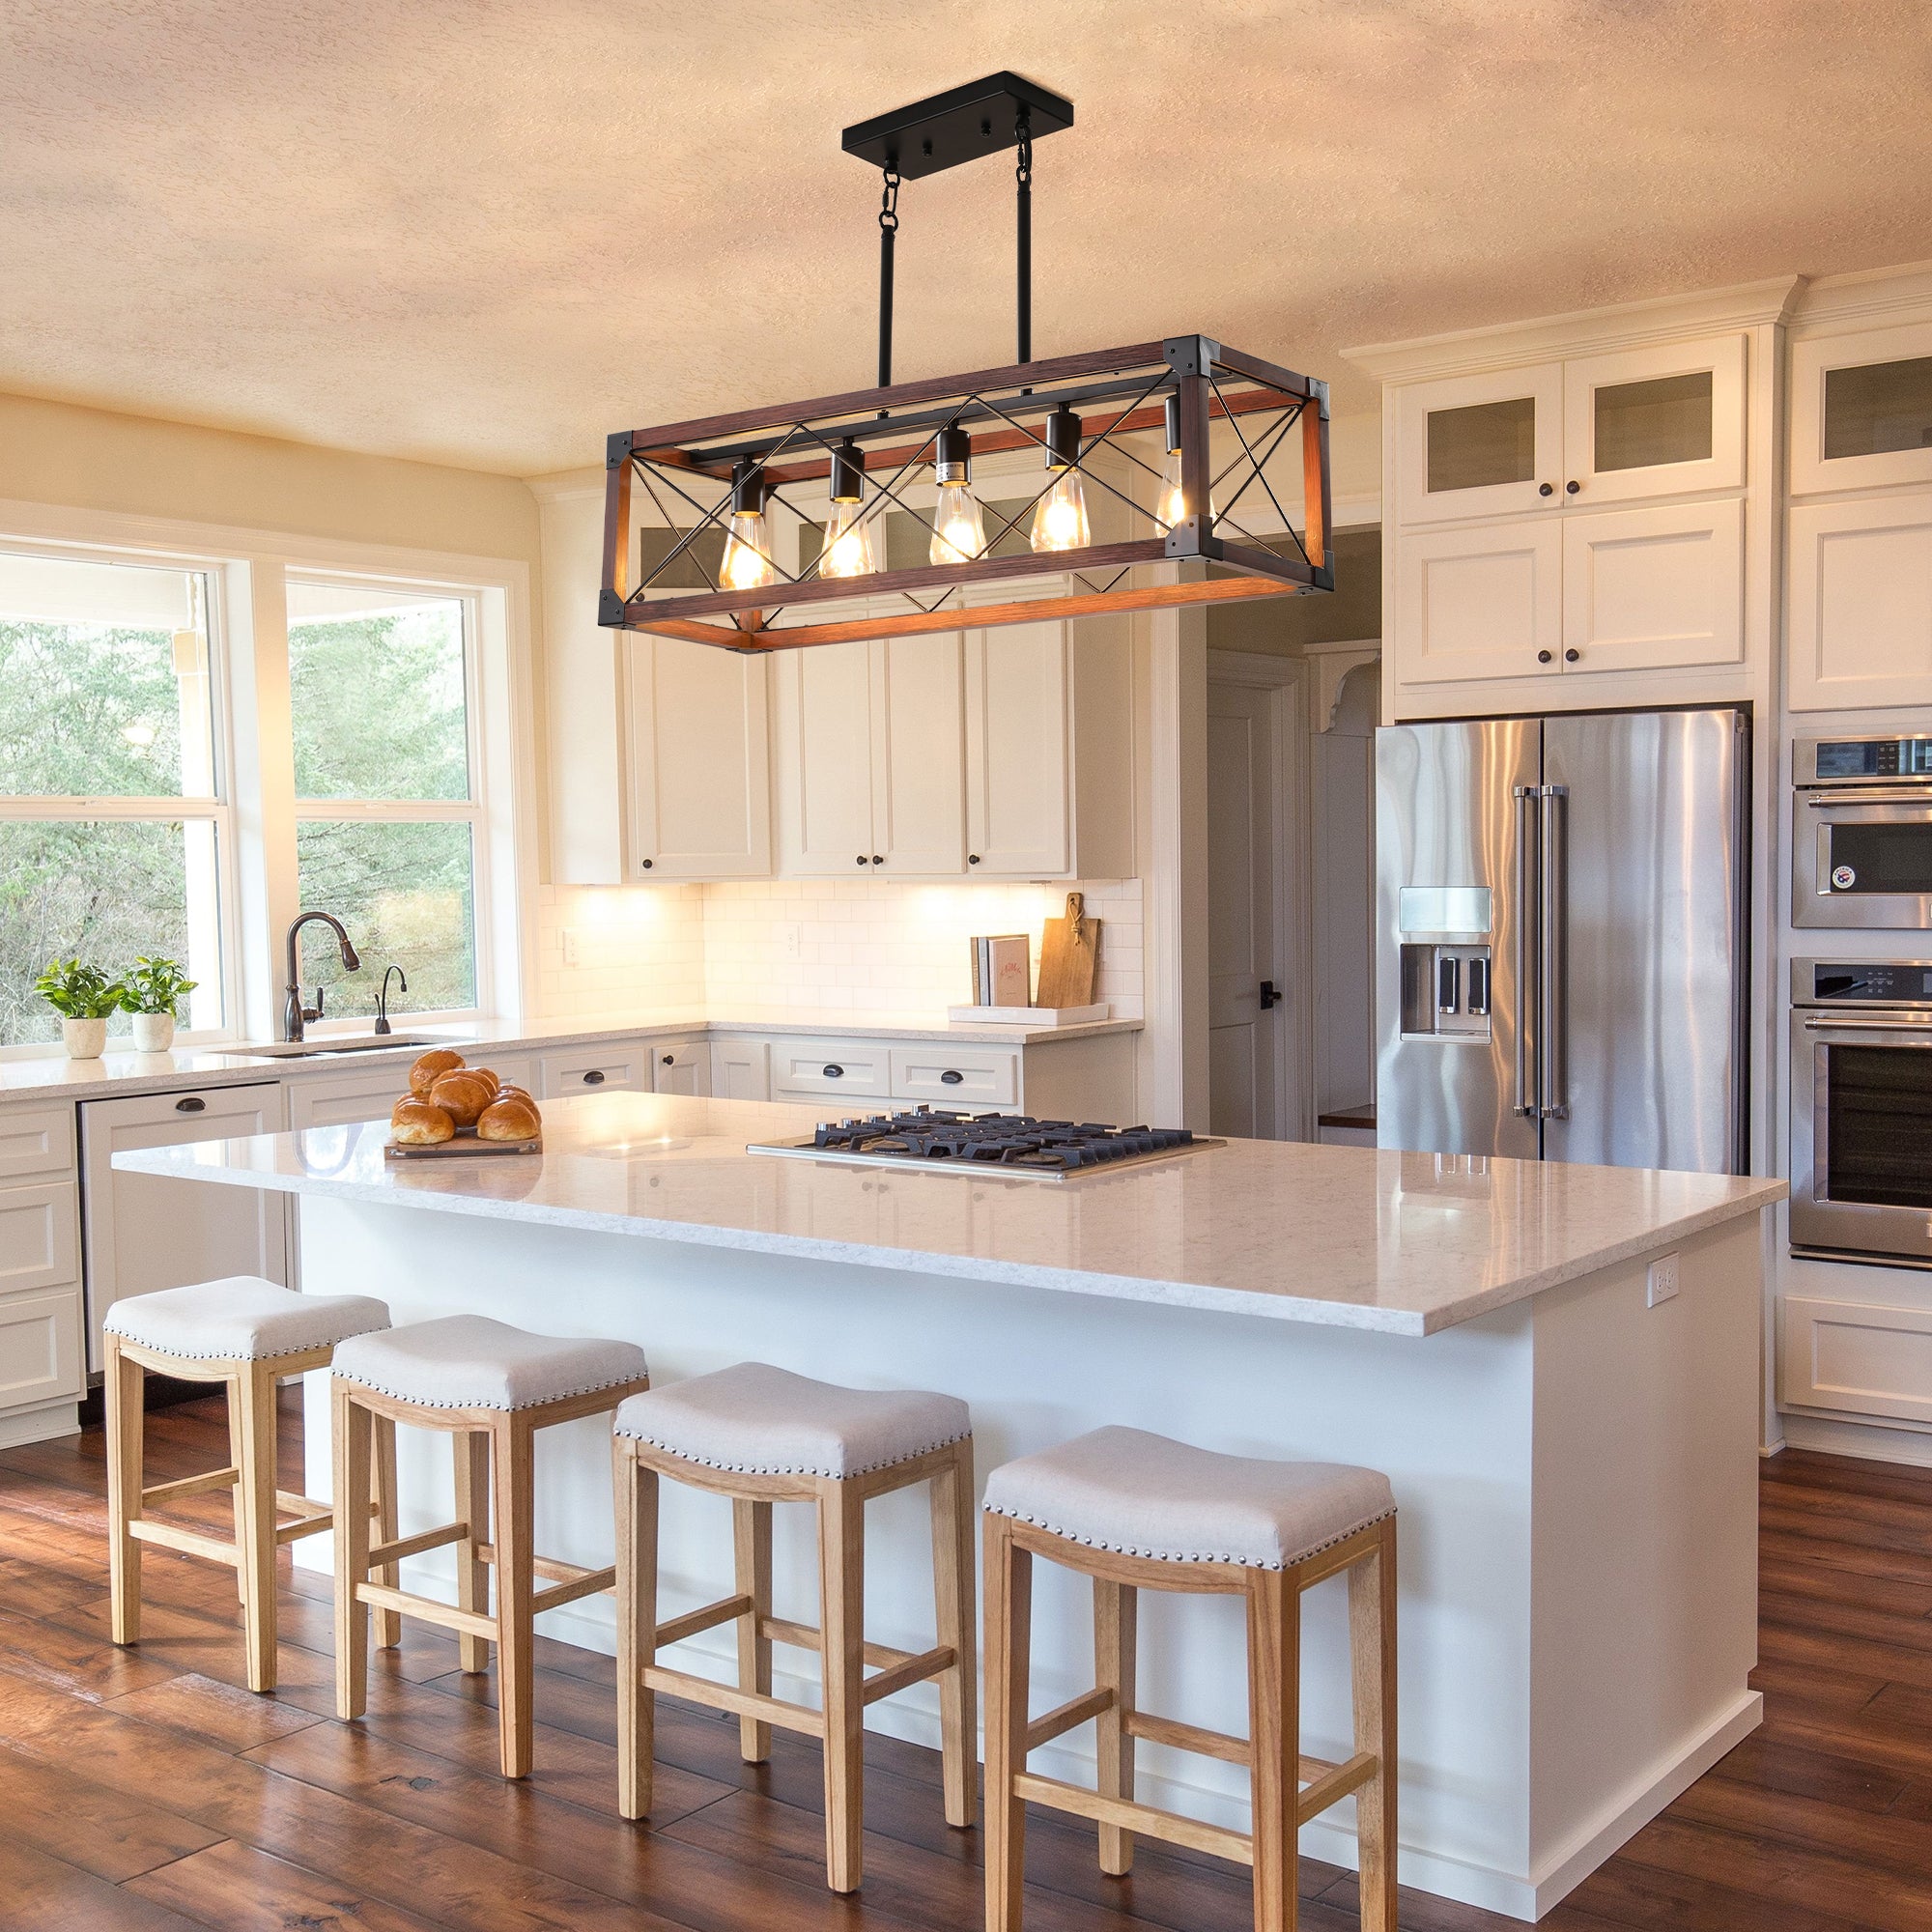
{"left": 840, "top": 71, "right": 1074, "bottom": 180}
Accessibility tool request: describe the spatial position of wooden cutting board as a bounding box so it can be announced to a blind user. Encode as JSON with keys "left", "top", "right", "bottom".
{"left": 1035, "top": 893, "right": 1100, "bottom": 1009}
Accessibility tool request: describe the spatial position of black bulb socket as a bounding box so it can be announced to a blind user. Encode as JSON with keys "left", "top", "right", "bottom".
{"left": 935, "top": 422, "right": 973, "bottom": 485}
{"left": 730, "top": 458, "right": 767, "bottom": 514}
{"left": 1044, "top": 405, "right": 1082, "bottom": 471}
{"left": 1163, "top": 393, "right": 1181, "bottom": 457}
{"left": 829, "top": 437, "right": 867, "bottom": 504}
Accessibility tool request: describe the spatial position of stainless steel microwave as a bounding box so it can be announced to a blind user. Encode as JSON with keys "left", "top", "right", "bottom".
{"left": 1791, "top": 957, "right": 1932, "bottom": 1264}
{"left": 1795, "top": 735, "right": 1932, "bottom": 928}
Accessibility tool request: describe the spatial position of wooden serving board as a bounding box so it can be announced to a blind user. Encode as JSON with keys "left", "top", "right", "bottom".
{"left": 1034, "top": 893, "right": 1100, "bottom": 1009}
{"left": 385, "top": 1129, "right": 542, "bottom": 1160}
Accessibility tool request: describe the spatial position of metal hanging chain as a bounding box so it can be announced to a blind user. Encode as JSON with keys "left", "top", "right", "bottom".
{"left": 1014, "top": 111, "right": 1033, "bottom": 367}
{"left": 877, "top": 167, "right": 900, "bottom": 394}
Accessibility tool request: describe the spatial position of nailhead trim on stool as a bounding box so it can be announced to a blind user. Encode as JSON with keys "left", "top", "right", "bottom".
{"left": 102, "top": 1275, "right": 390, "bottom": 1360}
{"left": 332, "top": 1313, "right": 648, "bottom": 1410}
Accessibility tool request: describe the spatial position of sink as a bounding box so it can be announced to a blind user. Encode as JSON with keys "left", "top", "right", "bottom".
{"left": 211, "top": 1034, "right": 444, "bottom": 1059}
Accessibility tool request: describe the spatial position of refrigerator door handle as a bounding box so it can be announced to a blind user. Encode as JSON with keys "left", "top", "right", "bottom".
{"left": 1540, "top": 785, "right": 1570, "bottom": 1120}
{"left": 1513, "top": 784, "right": 1541, "bottom": 1117}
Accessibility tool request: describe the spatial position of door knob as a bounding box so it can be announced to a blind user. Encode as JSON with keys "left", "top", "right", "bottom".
{"left": 1565, "top": 480, "right": 1580, "bottom": 495}
{"left": 1565, "top": 648, "right": 1581, "bottom": 663}
{"left": 968, "top": 854, "right": 981, "bottom": 865}
{"left": 1539, "top": 483, "right": 1554, "bottom": 497}
{"left": 1537, "top": 650, "right": 1553, "bottom": 664}
{"left": 856, "top": 855, "right": 868, "bottom": 866}
{"left": 662, "top": 1054, "right": 674, "bottom": 1065}
{"left": 1259, "top": 980, "right": 1281, "bottom": 1010}
{"left": 871, "top": 855, "right": 884, "bottom": 866}
{"left": 639, "top": 858, "right": 653, "bottom": 868}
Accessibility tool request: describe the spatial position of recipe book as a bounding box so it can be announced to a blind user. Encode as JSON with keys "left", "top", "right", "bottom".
{"left": 971, "top": 934, "right": 1033, "bottom": 1009}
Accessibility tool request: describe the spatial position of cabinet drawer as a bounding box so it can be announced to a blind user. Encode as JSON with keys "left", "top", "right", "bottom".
{"left": 540, "top": 1046, "right": 650, "bottom": 1097}
{"left": 0, "top": 1105, "right": 75, "bottom": 1180}
{"left": 1781, "top": 1293, "right": 1932, "bottom": 1426}
{"left": 0, "top": 1287, "right": 83, "bottom": 1413}
{"left": 0, "top": 1181, "right": 80, "bottom": 1295}
{"left": 770, "top": 1041, "right": 892, "bottom": 1101}
{"left": 889, "top": 1045, "right": 1019, "bottom": 1108}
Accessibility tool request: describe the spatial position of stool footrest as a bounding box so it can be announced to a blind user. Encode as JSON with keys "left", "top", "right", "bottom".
{"left": 759, "top": 1613, "right": 924, "bottom": 1675}
{"left": 1027, "top": 1687, "right": 1116, "bottom": 1751}
{"left": 1123, "top": 1709, "right": 1251, "bottom": 1766}
{"left": 532, "top": 1566, "right": 616, "bottom": 1615}
{"left": 273, "top": 1509, "right": 334, "bottom": 1546}
{"left": 355, "top": 1578, "right": 496, "bottom": 1642}
{"left": 1295, "top": 1749, "right": 1378, "bottom": 1825}
{"left": 860, "top": 1643, "right": 955, "bottom": 1707}
{"left": 472, "top": 1542, "right": 603, "bottom": 1588}
{"left": 128, "top": 1519, "right": 240, "bottom": 1567}
{"left": 368, "top": 1522, "right": 470, "bottom": 1567}
{"left": 141, "top": 1464, "right": 238, "bottom": 1505}
{"left": 640, "top": 1663, "right": 825, "bottom": 1740}
{"left": 656, "top": 1593, "right": 753, "bottom": 1649}
{"left": 1011, "top": 1772, "right": 1255, "bottom": 1867}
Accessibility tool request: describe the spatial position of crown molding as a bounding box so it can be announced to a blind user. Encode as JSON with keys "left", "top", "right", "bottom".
{"left": 1789, "top": 259, "right": 1932, "bottom": 336}
{"left": 1343, "top": 276, "right": 1806, "bottom": 384}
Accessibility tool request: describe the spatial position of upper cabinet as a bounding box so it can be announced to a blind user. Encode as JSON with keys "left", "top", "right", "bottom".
{"left": 1790, "top": 317, "right": 1932, "bottom": 498}
{"left": 1395, "top": 363, "right": 1564, "bottom": 526}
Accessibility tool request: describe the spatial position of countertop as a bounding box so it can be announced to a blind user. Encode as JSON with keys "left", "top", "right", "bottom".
{"left": 0, "top": 1009, "right": 1140, "bottom": 1105}
{"left": 114, "top": 1090, "right": 1786, "bottom": 1336}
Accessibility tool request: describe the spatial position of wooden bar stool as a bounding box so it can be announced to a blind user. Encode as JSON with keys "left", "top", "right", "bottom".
{"left": 981, "top": 1426, "right": 1398, "bottom": 1932}
{"left": 612, "top": 1362, "right": 978, "bottom": 1893}
{"left": 103, "top": 1275, "right": 394, "bottom": 1693}
{"left": 330, "top": 1313, "right": 649, "bottom": 1777}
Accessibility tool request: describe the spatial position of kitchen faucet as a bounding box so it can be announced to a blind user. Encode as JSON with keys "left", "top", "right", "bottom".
{"left": 374, "top": 965, "right": 408, "bottom": 1035}
{"left": 282, "top": 911, "right": 361, "bottom": 1042}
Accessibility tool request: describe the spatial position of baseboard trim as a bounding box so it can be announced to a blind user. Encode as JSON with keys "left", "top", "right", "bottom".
{"left": 0, "top": 1400, "right": 80, "bottom": 1450}
{"left": 1781, "top": 1411, "right": 1932, "bottom": 1467}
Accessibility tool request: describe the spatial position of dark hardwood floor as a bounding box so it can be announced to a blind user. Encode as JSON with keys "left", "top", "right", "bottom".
{"left": 0, "top": 1400, "right": 1930, "bottom": 1931}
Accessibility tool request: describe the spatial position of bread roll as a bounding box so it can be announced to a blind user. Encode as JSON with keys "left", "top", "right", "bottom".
{"left": 476, "top": 1094, "right": 542, "bottom": 1143}
{"left": 429, "top": 1068, "right": 497, "bottom": 1128}
{"left": 409, "top": 1047, "right": 467, "bottom": 1098}
{"left": 471, "top": 1065, "right": 502, "bottom": 1098}
{"left": 390, "top": 1098, "right": 456, "bottom": 1146}
{"left": 494, "top": 1082, "right": 531, "bottom": 1103}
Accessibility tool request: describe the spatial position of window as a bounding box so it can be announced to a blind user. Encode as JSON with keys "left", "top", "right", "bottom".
{"left": 0, "top": 552, "right": 229, "bottom": 1045}
{"left": 285, "top": 580, "right": 485, "bottom": 1023}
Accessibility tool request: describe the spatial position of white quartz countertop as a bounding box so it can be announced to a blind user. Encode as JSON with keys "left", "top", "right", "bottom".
{"left": 113, "top": 1091, "right": 1784, "bottom": 1336}
{"left": 0, "top": 1009, "right": 1139, "bottom": 1104}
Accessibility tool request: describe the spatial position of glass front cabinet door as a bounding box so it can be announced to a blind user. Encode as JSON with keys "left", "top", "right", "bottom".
{"left": 1395, "top": 365, "right": 1564, "bottom": 526}
{"left": 1791, "top": 320, "right": 1932, "bottom": 497}
{"left": 1560, "top": 334, "right": 1747, "bottom": 505}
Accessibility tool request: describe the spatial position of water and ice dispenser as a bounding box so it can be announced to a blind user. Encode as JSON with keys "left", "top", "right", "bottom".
{"left": 1395, "top": 887, "right": 1493, "bottom": 1042}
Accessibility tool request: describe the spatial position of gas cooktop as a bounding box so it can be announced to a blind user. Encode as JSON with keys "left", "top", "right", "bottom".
{"left": 747, "top": 1109, "right": 1223, "bottom": 1181}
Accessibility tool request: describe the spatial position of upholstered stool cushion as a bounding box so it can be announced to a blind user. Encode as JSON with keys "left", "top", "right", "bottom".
{"left": 982, "top": 1425, "right": 1394, "bottom": 1571}
{"left": 332, "top": 1314, "right": 648, "bottom": 1412}
{"left": 102, "top": 1276, "right": 390, "bottom": 1362}
{"left": 612, "top": 1362, "right": 970, "bottom": 1479}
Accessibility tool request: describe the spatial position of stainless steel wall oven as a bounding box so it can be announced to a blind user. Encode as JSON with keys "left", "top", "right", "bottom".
{"left": 1795, "top": 736, "right": 1932, "bottom": 928}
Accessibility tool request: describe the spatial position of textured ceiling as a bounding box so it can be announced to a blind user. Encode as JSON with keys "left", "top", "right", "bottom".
{"left": 3, "top": 2, "right": 1929, "bottom": 476}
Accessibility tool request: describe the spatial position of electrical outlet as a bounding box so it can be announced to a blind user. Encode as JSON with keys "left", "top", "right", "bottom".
{"left": 783, "top": 922, "right": 805, "bottom": 958}
{"left": 1646, "top": 1252, "right": 1680, "bottom": 1308}
{"left": 562, "top": 928, "right": 581, "bottom": 968}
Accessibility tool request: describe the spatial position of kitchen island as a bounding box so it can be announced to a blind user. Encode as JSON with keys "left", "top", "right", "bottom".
{"left": 116, "top": 1093, "right": 1784, "bottom": 1921}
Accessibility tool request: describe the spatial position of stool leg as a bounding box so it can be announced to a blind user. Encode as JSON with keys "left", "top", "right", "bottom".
{"left": 225, "top": 1369, "right": 249, "bottom": 1606}
{"left": 371, "top": 1415, "right": 402, "bottom": 1651}
{"left": 732, "top": 1498, "right": 774, "bottom": 1763}
{"left": 235, "top": 1362, "right": 281, "bottom": 1693}
{"left": 105, "top": 1337, "right": 145, "bottom": 1649}
{"left": 615, "top": 1438, "right": 659, "bottom": 1820}
{"left": 931, "top": 1437, "right": 979, "bottom": 1830}
{"left": 492, "top": 1413, "right": 536, "bottom": 1778}
{"left": 983, "top": 1512, "right": 1032, "bottom": 1932}
{"left": 452, "top": 1428, "right": 493, "bottom": 1674}
{"left": 333, "top": 1380, "right": 374, "bottom": 1721}
{"left": 1350, "top": 1520, "right": 1398, "bottom": 1932}
{"left": 1247, "top": 1568, "right": 1301, "bottom": 1932}
{"left": 1094, "top": 1577, "right": 1137, "bottom": 1876}
{"left": 817, "top": 1476, "right": 866, "bottom": 1892}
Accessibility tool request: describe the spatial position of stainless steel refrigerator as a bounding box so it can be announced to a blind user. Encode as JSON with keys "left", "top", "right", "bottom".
{"left": 1375, "top": 707, "right": 1749, "bottom": 1172}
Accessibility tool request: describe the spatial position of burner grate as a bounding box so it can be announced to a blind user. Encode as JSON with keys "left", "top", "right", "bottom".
{"left": 805, "top": 1109, "right": 1198, "bottom": 1173}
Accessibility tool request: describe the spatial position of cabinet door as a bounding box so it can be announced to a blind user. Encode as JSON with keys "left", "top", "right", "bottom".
{"left": 0, "top": 1289, "right": 83, "bottom": 1417}
{"left": 78, "top": 1083, "right": 288, "bottom": 1372}
{"left": 869, "top": 636, "right": 966, "bottom": 874}
{"left": 651, "top": 1039, "right": 711, "bottom": 1095}
{"left": 1788, "top": 493, "right": 1932, "bottom": 712}
{"left": 286, "top": 1068, "right": 405, "bottom": 1131}
{"left": 0, "top": 1181, "right": 79, "bottom": 1295}
{"left": 1394, "top": 363, "right": 1563, "bottom": 526}
{"left": 710, "top": 1038, "right": 771, "bottom": 1102}
{"left": 1392, "top": 519, "right": 1563, "bottom": 685}
{"left": 1560, "top": 497, "right": 1744, "bottom": 673}
{"left": 625, "top": 637, "right": 772, "bottom": 879}
{"left": 965, "top": 619, "right": 1071, "bottom": 876}
{"left": 1560, "top": 333, "right": 1746, "bottom": 505}
{"left": 774, "top": 641, "right": 875, "bottom": 875}
{"left": 1791, "top": 318, "right": 1932, "bottom": 497}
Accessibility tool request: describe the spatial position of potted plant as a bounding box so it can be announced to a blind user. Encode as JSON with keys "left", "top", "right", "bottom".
{"left": 34, "top": 958, "right": 126, "bottom": 1060}
{"left": 120, "top": 956, "right": 197, "bottom": 1053}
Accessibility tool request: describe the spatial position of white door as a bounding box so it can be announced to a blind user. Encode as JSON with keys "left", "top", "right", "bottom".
{"left": 79, "top": 1083, "right": 288, "bottom": 1371}
{"left": 869, "top": 636, "right": 966, "bottom": 874}
{"left": 1560, "top": 333, "right": 1747, "bottom": 506}
{"left": 1560, "top": 497, "right": 1744, "bottom": 673}
{"left": 710, "top": 1038, "right": 771, "bottom": 1101}
{"left": 1394, "top": 362, "right": 1564, "bottom": 526}
{"left": 1206, "top": 676, "right": 1283, "bottom": 1140}
{"left": 774, "top": 641, "right": 876, "bottom": 875}
{"left": 625, "top": 636, "right": 773, "bottom": 879}
{"left": 1393, "top": 518, "right": 1564, "bottom": 685}
{"left": 965, "top": 619, "right": 1070, "bottom": 877}
{"left": 651, "top": 1040, "right": 711, "bottom": 1095}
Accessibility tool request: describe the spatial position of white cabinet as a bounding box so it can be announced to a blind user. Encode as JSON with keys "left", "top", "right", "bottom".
{"left": 965, "top": 619, "right": 1072, "bottom": 875}
{"left": 870, "top": 637, "right": 967, "bottom": 874}
{"left": 889, "top": 1043, "right": 1019, "bottom": 1109}
{"left": 769, "top": 1038, "right": 893, "bottom": 1103}
{"left": 540, "top": 1042, "right": 651, "bottom": 1097}
{"left": 774, "top": 641, "right": 876, "bottom": 874}
{"left": 0, "top": 1100, "right": 84, "bottom": 1436}
{"left": 1790, "top": 317, "right": 1932, "bottom": 498}
{"left": 1560, "top": 498, "right": 1745, "bottom": 673}
{"left": 623, "top": 636, "right": 772, "bottom": 879}
{"left": 1395, "top": 362, "right": 1564, "bottom": 526}
{"left": 0, "top": 1105, "right": 73, "bottom": 1180}
{"left": 286, "top": 1066, "right": 406, "bottom": 1131}
{"left": 651, "top": 1038, "right": 711, "bottom": 1095}
{"left": 0, "top": 1289, "right": 85, "bottom": 1424}
{"left": 0, "top": 1181, "right": 81, "bottom": 1295}
{"left": 78, "top": 1083, "right": 288, "bottom": 1372}
{"left": 710, "top": 1037, "right": 771, "bottom": 1101}
{"left": 1393, "top": 519, "right": 1563, "bottom": 684}
{"left": 1788, "top": 492, "right": 1932, "bottom": 712}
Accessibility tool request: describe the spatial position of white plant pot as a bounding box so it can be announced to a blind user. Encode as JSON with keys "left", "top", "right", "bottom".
{"left": 62, "top": 1016, "right": 108, "bottom": 1060}
{"left": 131, "top": 1011, "right": 177, "bottom": 1053}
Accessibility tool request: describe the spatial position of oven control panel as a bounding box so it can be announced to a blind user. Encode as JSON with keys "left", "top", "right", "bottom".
{"left": 1794, "top": 958, "right": 1932, "bottom": 1008}
{"left": 1799, "top": 736, "right": 1932, "bottom": 783}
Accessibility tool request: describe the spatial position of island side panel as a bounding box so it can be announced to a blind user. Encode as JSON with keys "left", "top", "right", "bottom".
{"left": 1526, "top": 1216, "right": 1763, "bottom": 1911}
{"left": 295, "top": 1191, "right": 1545, "bottom": 1911}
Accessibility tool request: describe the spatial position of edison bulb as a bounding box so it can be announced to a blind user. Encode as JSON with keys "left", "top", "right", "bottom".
{"left": 820, "top": 498, "right": 881, "bottom": 579}
{"left": 720, "top": 509, "right": 777, "bottom": 591}
{"left": 1156, "top": 448, "right": 1187, "bottom": 528}
{"left": 930, "top": 484, "right": 986, "bottom": 564}
{"left": 1029, "top": 469, "right": 1091, "bottom": 553}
